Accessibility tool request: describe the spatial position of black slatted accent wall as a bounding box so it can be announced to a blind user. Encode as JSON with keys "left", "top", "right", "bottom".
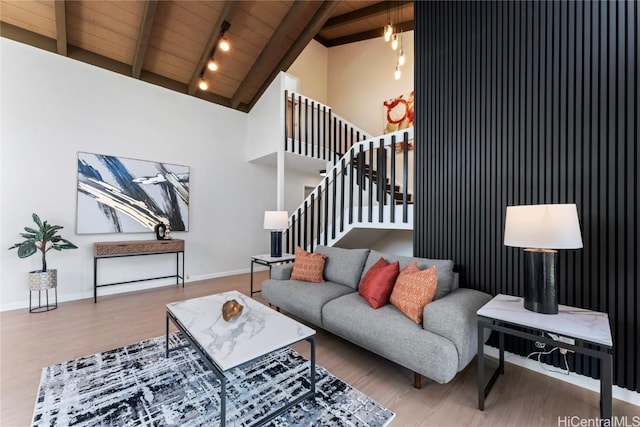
{"left": 414, "top": 1, "right": 638, "bottom": 392}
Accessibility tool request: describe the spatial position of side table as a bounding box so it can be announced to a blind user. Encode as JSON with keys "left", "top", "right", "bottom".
{"left": 477, "top": 294, "right": 613, "bottom": 420}
{"left": 250, "top": 253, "right": 295, "bottom": 296}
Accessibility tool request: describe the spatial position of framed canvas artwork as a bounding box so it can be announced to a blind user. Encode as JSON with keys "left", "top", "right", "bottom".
{"left": 383, "top": 91, "right": 415, "bottom": 151}
{"left": 77, "top": 152, "right": 189, "bottom": 234}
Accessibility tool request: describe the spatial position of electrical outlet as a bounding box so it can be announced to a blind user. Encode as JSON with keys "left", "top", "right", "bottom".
{"left": 548, "top": 333, "right": 575, "bottom": 346}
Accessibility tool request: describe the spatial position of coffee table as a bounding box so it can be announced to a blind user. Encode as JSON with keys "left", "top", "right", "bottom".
{"left": 166, "top": 290, "right": 316, "bottom": 427}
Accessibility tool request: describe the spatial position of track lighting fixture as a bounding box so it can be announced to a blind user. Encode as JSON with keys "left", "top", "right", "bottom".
{"left": 207, "top": 59, "right": 218, "bottom": 71}
{"left": 198, "top": 76, "right": 208, "bottom": 91}
{"left": 219, "top": 38, "right": 230, "bottom": 52}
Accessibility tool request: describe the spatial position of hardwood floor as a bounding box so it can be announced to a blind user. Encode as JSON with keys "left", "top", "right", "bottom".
{"left": 1, "top": 273, "right": 636, "bottom": 426}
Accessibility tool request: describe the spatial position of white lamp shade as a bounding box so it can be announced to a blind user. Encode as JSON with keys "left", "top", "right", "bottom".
{"left": 263, "top": 211, "right": 288, "bottom": 230}
{"left": 504, "top": 204, "right": 583, "bottom": 249}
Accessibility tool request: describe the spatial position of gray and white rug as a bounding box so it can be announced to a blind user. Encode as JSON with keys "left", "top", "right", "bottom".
{"left": 32, "top": 332, "right": 395, "bottom": 426}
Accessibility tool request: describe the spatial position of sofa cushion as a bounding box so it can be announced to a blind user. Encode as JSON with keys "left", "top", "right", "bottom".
{"left": 363, "top": 250, "right": 454, "bottom": 300}
{"left": 261, "top": 279, "right": 354, "bottom": 326}
{"left": 322, "top": 293, "right": 459, "bottom": 384}
{"left": 315, "top": 246, "right": 370, "bottom": 289}
{"left": 290, "top": 247, "right": 326, "bottom": 282}
{"left": 358, "top": 257, "right": 400, "bottom": 309}
{"left": 390, "top": 262, "right": 438, "bottom": 324}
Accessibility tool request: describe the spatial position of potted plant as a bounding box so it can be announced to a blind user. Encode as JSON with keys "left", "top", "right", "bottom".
{"left": 8, "top": 213, "right": 78, "bottom": 292}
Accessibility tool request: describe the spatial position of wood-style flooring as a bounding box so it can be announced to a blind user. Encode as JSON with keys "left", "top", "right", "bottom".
{"left": 1, "top": 272, "right": 636, "bottom": 426}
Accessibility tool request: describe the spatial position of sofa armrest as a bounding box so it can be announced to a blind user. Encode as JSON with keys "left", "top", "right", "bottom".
{"left": 422, "top": 288, "right": 493, "bottom": 370}
{"left": 270, "top": 264, "right": 293, "bottom": 280}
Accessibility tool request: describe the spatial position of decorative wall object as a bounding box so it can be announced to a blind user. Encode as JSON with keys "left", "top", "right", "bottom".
{"left": 77, "top": 152, "right": 189, "bottom": 234}
{"left": 384, "top": 91, "right": 414, "bottom": 151}
{"left": 384, "top": 91, "right": 414, "bottom": 134}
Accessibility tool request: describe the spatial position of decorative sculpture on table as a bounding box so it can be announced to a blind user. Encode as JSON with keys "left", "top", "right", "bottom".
{"left": 222, "top": 299, "right": 243, "bottom": 321}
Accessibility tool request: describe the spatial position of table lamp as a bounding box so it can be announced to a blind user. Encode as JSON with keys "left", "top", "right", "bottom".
{"left": 264, "top": 211, "right": 288, "bottom": 258}
{"left": 504, "top": 204, "right": 583, "bottom": 314}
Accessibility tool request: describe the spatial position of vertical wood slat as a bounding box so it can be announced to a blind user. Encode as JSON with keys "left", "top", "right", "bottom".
{"left": 414, "top": 0, "right": 638, "bottom": 393}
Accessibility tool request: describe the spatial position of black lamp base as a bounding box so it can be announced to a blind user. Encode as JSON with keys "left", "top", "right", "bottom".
{"left": 523, "top": 249, "right": 558, "bottom": 314}
{"left": 270, "top": 231, "right": 282, "bottom": 258}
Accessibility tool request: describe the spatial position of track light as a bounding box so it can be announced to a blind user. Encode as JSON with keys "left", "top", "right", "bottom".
{"left": 219, "top": 37, "right": 230, "bottom": 52}
{"left": 207, "top": 59, "right": 218, "bottom": 71}
{"left": 198, "top": 78, "right": 208, "bottom": 91}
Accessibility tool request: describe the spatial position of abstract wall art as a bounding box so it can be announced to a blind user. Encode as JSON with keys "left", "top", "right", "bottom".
{"left": 77, "top": 152, "right": 189, "bottom": 234}
{"left": 383, "top": 90, "right": 414, "bottom": 134}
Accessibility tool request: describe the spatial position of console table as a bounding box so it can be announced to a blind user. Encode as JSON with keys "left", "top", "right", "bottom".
{"left": 477, "top": 294, "right": 613, "bottom": 420}
{"left": 94, "top": 239, "right": 185, "bottom": 303}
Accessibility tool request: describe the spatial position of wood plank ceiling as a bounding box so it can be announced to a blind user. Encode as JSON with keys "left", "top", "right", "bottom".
{"left": 1, "top": 0, "right": 414, "bottom": 112}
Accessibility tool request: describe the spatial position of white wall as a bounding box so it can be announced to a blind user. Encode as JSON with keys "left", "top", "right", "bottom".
{"left": 0, "top": 39, "right": 284, "bottom": 310}
{"left": 328, "top": 31, "right": 414, "bottom": 137}
{"left": 287, "top": 39, "right": 328, "bottom": 104}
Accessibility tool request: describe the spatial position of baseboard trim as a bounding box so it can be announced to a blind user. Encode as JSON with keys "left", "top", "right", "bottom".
{"left": 0, "top": 267, "right": 270, "bottom": 312}
{"left": 483, "top": 345, "right": 640, "bottom": 407}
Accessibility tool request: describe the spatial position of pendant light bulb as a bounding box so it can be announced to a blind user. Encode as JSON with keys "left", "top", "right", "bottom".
{"left": 391, "top": 33, "right": 398, "bottom": 51}
{"left": 394, "top": 66, "right": 401, "bottom": 80}
{"left": 398, "top": 49, "right": 406, "bottom": 66}
{"left": 207, "top": 59, "right": 218, "bottom": 71}
{"left": 384, "top": 24, "right": 393, "bottom": 42}
{"left": 219, "top": 38, "right": 230, "bottom": 52}
{"left": 198, "top": 79, "right": 208, "bottom": 91}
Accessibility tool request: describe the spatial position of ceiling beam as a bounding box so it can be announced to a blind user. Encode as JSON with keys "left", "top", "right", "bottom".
{"left": 230, "top": 1, "right": 308, "bottom": 109}
{"left": 54, "top": 0, "right": 67, "bottom": 56}
{"left": 321, "top": 1, "right": 412, "bottom": 30}
{"left": 323, "top": 20, "right": 414, "bottom": 47}
{"left": 188, "top": 1, "right": 239, "bottom": 95}
{"left": 0, "top": 21, "right": 57, "bottom": 53}
{"left": 247, "top": 0, "right": 341, "bottom": 111}
{"left": 132, "top": 0, "right": 158, "bottom": 79}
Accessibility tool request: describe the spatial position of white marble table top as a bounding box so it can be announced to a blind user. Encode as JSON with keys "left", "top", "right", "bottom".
{"left": 167, "top": 290, "right": 315, "bottom": 371}
{"left": 251, "top": 253, "right": 296, "bottom": 263}
{"left": 477, "top": 294, "right": 612, "bottom": 347}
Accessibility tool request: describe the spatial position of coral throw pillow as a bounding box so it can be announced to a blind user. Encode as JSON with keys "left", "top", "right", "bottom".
{"left": 358, "top": 257, "right": 400, "bottom": 309}
{"left": 290, "top": 247, "right": 326, "bottom": 283}
{"left": 390, "top": 261, "right": 438, "bottom": 324}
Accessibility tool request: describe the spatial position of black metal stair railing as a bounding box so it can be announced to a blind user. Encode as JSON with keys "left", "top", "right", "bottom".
{"left": 284, "top": 90, "right": 372, "bottom": 163}
{"left": 283, "top": 128, "right": 414, "bottom": 253}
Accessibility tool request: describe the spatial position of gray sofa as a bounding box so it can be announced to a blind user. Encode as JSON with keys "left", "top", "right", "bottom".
{"left": 262, "top": 246, "right": 492, "bottom": 386}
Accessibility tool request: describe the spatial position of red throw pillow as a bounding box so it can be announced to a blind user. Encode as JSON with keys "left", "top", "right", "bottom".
{"left": 359, "top": 257, "right": 400, "bottom": 309}
{"left": 390, "top": 261, "right": 438, "bottom": 323}
{"left": 290, "top": 247, "right": 326, "bottom": 283}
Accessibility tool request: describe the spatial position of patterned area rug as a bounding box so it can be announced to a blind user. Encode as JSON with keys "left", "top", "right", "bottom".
{"left": 32, "top": 333, "right": 395, "bottom": 426}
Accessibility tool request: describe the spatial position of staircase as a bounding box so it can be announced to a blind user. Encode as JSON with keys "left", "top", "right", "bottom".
{"left": 282, "top": 91, "right": 414, "bottom": 251}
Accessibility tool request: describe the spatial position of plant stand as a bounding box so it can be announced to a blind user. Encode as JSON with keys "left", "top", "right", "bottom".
{"left": 29, "top": 270, "right": 58, "bottom": 313}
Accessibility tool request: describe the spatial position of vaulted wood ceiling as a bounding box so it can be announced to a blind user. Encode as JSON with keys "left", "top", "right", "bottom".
{"left": 1, "top": 1, "right": 413, "bottom": 112}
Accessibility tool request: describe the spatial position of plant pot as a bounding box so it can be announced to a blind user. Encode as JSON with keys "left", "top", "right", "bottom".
{"left": 29, "top": 269, "right": 57, "bottom": 291}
